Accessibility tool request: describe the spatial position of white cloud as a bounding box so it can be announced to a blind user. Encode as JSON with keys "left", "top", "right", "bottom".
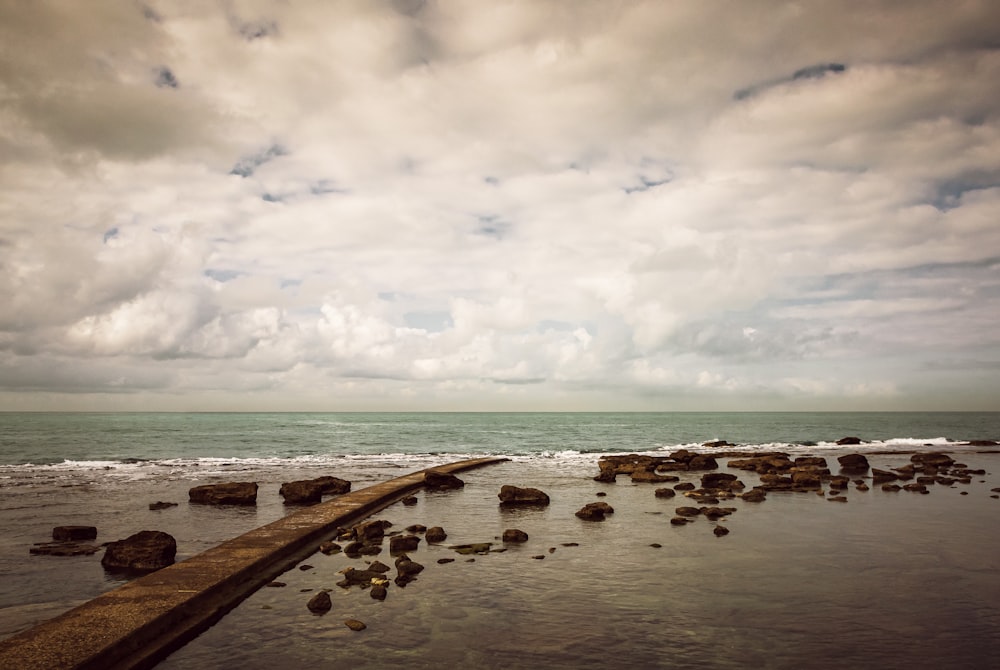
{"left": 2, "top": 0, "right": 1000, "bottom": 410}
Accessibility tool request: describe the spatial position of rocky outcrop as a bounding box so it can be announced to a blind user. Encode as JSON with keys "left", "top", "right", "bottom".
{"left": 101, "top": 530, "right": 176, "bottom": 572}
{"left": 502, "top": 529, "right": 529, "bottom": 543}
{"left": 424, "top": 470, "right": 465, "bottom": 491}
{"left": 279, "top": 476, "right": 351, "bottom": 505}
{"left": 389, "top": 535, "right": 421, "bottom": 554}
{"left": 307, "top": 591, "right": 332, "bottom": 614}
{"left": 575, "top": 501, "right": 614, "bottom": 521}
{"left": 498, "top": 485, "right": 550, "bottom": 506}
{"left": 836, "top": 436, "right": 863, "bottom": 445}
{"left": 425, "top": 526, "right": 447, "bottom": 543}
{"left": 189, "top": 482, "right": 258, "bottom": 505}
{"left": 594, "top": 451, "right": 717, "bottom": 483}
{"left": 837, "top": 453, "right": 870, "bottom": 473}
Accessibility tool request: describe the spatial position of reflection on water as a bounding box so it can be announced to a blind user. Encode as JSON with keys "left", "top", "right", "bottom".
{"left": 161, "top": 456, "right": 1000, "bottom": 670}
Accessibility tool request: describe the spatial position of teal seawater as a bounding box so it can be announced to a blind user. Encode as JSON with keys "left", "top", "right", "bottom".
{"left": 2, "top": 412, "right": 999, "bottom": 465}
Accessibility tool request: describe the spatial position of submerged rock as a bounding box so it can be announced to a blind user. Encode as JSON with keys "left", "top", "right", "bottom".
{"left": 425, "top": 526, "right": 448, "bottom": 543}
{"left": 424, "top": 470, "right": 465, "bottom": 491}
{"left": 575, "top": 501, "right": 614, "bottom": 521}
{"left": 148, "top": 501, "right": 178, "bottom": 511}
{"left": 307, "top": 591, "right": 332, "bottom": 614}
{"left": 389, "top": 535, "right": 421, "bottom": 554}
{"left": 502, "top": 529, "right": 529, "bottom": 543}
{"left": 498, "top": 485, "right": 550, "bottom": 507}
{"left": 189, "top": 482, "right": 258, "bottom": 506}
{"left": 30, "top": 542, "right": 101, "bottom": 556}
{"left": 654, "top": 488, "right": 677, "bottom": 498}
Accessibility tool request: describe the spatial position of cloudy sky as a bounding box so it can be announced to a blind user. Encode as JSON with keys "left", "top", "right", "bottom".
{"left": 2, "top": 0, "right": 999, "bottom": 412}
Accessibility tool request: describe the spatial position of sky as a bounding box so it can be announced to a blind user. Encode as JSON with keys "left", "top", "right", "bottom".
{"left": 1, "top": 0, "right": 999, "bottom": 412}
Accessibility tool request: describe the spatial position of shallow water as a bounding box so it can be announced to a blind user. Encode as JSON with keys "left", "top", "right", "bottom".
{"left": 157, "top": 455, "right": 1000, "bottom": 670}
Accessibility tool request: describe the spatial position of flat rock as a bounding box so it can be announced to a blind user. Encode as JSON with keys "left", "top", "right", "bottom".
{"left": 189, "top": 482, "right": 258, "bottom": 505}
{"left": 101, "top": 530, "right": 176, "bottom": 572}
{"left": 52, "top": 526, "right": 97, "bottom": 542}
{"left": 498, "top": 485, "right": 550, "bottom": 506}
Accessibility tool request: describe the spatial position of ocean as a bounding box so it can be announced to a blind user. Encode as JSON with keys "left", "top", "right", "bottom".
{"left": 1, "top": 412, "right": 999, "bottom": 668}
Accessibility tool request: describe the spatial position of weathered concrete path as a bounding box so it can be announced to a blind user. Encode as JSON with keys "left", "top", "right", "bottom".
{"left": 0, "top": 457, "right": 506, "bottom": 670}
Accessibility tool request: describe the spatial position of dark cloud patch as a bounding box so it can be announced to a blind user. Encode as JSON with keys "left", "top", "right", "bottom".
{"left": 233, "top": 17, "right": 279, "bottom": 41}
{"left": 154, "top": 66, "right": 178, "bottom": 89}
{"left": 102, "top": 227, "right": 119, "bottom": 243}
{"left": 140, "top": 4, "right": 162, "bottom": 22}
{"left": 309, "top": 180, "right": 345, "bottom": 195}
{"left": 929, "top": 174, "right": 1000, "bottom": 211}
{"left": 204, "top": 269, "right": 242, "bottom": 283}
{"left": 474, "top": 215, "right": 510, "bottom": 239}
{"left": 229, "top": 144, "right": 287, "bottom": 177}
{"left": 624, "top": 175, "right": 670, "bottom": 194}
{"left": 261, "top": 192, "right": 283, "bottom": 203}
{"left": 391, "top": 0, "right": 428, "bottom": 17}
{"left": 734, "top": 63, "right": 848, "bottom": 100}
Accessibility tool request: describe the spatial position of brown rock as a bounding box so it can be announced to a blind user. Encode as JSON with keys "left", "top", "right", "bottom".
{"left": 148, "top": 502, "right": 178, "bottom": 511}
{"left": 424, "top": 470, "right": 465, "bottom": 491}
{"left": 498, "top": 485, "right": 550, "bottom": 507}
{"left": 502, "top": 529, "right": 529, "bottom": 543}
{"left": 307, "top": 591, "right": 332, "bottom": 614}
{"left": 189, "top": 482, "right": 258, "bottom": 505}
{"left": 389, "top": 535, "right": 421, "bottom": 554}
{"left": 741, "top": 489, "right": 767, "bottom": 502}
{"left": 101, "top": 530, "right": 176, "bottom": 572}
{"left": 701, "top": 472, "right": 739, "bottom": 490}
{"left": 654, "top": 488, "right": 676, "bottom": 498}
{"left": 836, "top": 436, "right": 863, "bottom": 445}
{"left": 911, "top": 453, "right": 955, "bottom": 468}
{"left": 401, "top": 495, "right": 419, "bottom": 506}
{"left": 280, "top": 476, "right": 351, "bottom": 505}
{"left": 827, "top": 496, "right": 848, "bottom": 503}
{"left": 871, "top": 469, "right": 899, "bottom": 484}
{"left": 344, "top": 619, "right": 367, "bottom": 631}
{"left": 675, "top": 506, "right": 701, "bottom": 517}
{"left": 881, "top": 483, "right": 901, "bottom": 492}
{"left": 713, "top": 525, "right": 730, "bottom": 536}
{"left": 837, "top": 453, "right": 870, "bottom": 472}
{"left": 425, "top": 526, "right": 447, "bottom": 543}
{"left": 575, "top": 501, "right": 614, "bottom": 521}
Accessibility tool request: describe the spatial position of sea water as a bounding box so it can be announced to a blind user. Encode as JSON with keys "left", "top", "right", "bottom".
{"left": 1, "top": 412, "right": 999, "bottom": 668}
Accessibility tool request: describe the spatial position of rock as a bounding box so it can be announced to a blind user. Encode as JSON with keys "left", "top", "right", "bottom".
{"left": 389, "top": 535, "right": 421, "bottom": 554}
{"left": 701, "top": 506, "right": 735, "bottom": 520}
{"left": 344, "top": 619, "right": 367, "bottom": 631}
{"left": 701, "top": 472, "right": 739, "bottom": 490}
{"left": 702, "top": 440, "right": 732, "bottom": 448}
{"left": 395, "top": 554, "right": 424, "bottom": 586}
{"left": 881, "top": 483, "right": 901, "bottom": 492}
{"left": 903, "top": 483, "right": 929, "bottom": 494}
{"left": 675, "top": 506, "right": 701, "bottom": 517}
{"left": 837, "top": 453, "right": 870, "bottom": 472}
{"left": 827, "top": 475, "right": 850, "bottom": 489}
{"left": 498, "top": 485, "right": 550, "bottom": 507}
{"left": 401, "top": 495, "right": 419, "bottom": 506}
{"left": 368, "top": 560, "right": 391, "bottom": 573}
{"left": 836, "top": 436, "right": 863, "bottom": 445}
{"left": 148, "top": 502, "right": 178, "bottom": 511}
{"left": 299, "top": 564, "right": 314, "bottom": 571}
{"left": 101, "top": 530, "right": 176, "bottom": 572}
{"left": 654, "top": 488, "right": 676, "bottom": 498}
{"left": 911, "top": 453, "right": 955, "bottom": 468}
{"left": 307, "top": 591, "right": 332, "bottom": 614}
{"left": 713, "top": 525, "right": 730, "bottom": 536}
{"left": 791, "top": 471, "right": 823, "bottom": 488}
{"left": 575, "top": 501, "right": 614, "bottom": 521}
{"left": 669, "top": 517, "right": 690, "bottom": 526}
{"left": 674, "top": 482, "right": 695, "bottom": 491}
{"left": 319, "top": 541, "right": 342, "bottom": 555}
{"left": 965, "top": 440, "right": 999, "bottom": 446}
{"left": 189, "top": 482, "right": 258, "bottom": 506}
{"left": 871, "top": 469, "right": 899, "bottom": 484}
{"left": 280, "top": 476, "right": 351, "bottom": 505}
{"left": 354, "top": 519, "right": 391, "bottom": 542}
{"left": 424, "top": 470, "right": 465, "bottom": 491}
{"left": 856, "top": 483, "right": 870, "bottom": 491}
{"left": 828, "top": 496, "right": 848, "bottom": 503}
{"left": 452, "top": 542, "right": 494, "bottom": 554}
{"left": 266, "top": 581, "right": 286, "bottom": 587}
{"left": 30, "top": 542, "right": 101, "bottom": 556}
{"left": 437, "top": 558, "right": 455, "bottom": 564}
{"left": 502, "top": 529, "right": 529, "bottom": 543}
{"left": 52, "top": 526, "right": 97, "bottom": 542}
{"left": 740, "top": 489, "right": 767, "bottom": 503}
{"left": 337, "top": 567, "right": 387, "bottom": 587}
{"left": 631, "top": 470, "right": 681, "bottom": 483}
{"left": 406, "top": 524, "right": 427, "bottom": 533}
{"left": 687, "top": 455, "right": 719, "bottom": 470}
{"left": 370, "top": 584, "right": 388, "bottom": 600}
{"left": 425, "top": 526, "right": 447, "bottom": 543}
{"left": 795, "top": 457, "right": 828, "bottom": 467}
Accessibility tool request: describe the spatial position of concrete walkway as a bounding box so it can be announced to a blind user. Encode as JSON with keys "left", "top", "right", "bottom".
{"left": 0, "top": 457, "right": 506, "bottom": 670}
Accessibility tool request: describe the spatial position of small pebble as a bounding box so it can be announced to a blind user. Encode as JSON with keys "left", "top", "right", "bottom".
{"left": 344, "top": 619, "right": 366, "bottom": 631}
